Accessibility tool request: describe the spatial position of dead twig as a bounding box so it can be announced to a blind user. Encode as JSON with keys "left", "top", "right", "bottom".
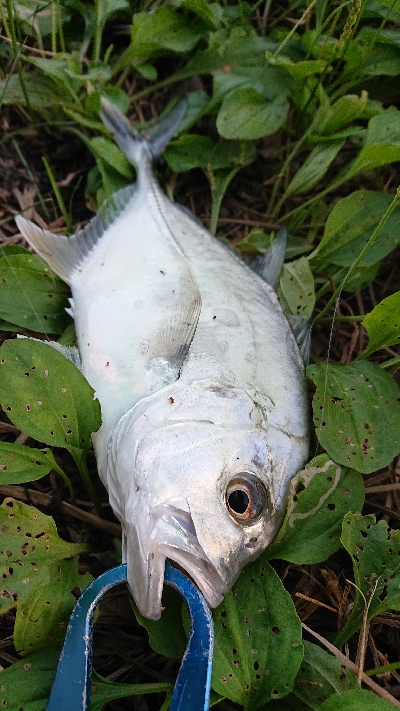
{"left": 0, "top": 485, "right": 121, "bottom": 536}
{"left": 302, "top": 622, "right": 400, "bottom": 708}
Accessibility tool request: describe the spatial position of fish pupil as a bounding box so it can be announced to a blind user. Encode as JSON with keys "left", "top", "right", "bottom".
{"left": 229, "top": 490, "right": 249, "bottom": 514}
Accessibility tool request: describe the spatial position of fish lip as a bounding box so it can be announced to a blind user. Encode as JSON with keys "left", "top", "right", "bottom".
{"left": 152, "top": 504, "right": 228, "bottom": 605}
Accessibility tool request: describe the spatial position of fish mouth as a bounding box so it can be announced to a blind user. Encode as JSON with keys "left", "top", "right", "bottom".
{"left": 125, "top": 504, "right": 228, "bottom": 620}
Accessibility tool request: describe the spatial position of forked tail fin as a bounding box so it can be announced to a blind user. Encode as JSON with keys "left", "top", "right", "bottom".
{"left": 100, "top": 96, "right": 188, "bottom": 168}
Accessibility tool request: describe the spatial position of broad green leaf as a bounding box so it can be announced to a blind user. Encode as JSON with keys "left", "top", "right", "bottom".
{"left": 342, "top": 262, "right": 381, "bottom": 293}
{"left": 0, "top": 338, "right": 101, "bottom": 455}
{"left": 213, "top": 63, "right": 293, "bottom": 104}
{"left": 96, "top": 157, "right": 130, "bottom": 202}
{"left": 57, "top": 322, "right": 77, "bottom": 346}
{"left": 342, "top": 106, "right": 400, "bottom": 179}
{"left": 282, "top": 143, "right": 344, "bottom": 199}
{"left": 212, "top": 559, "right": 303, "bottom": 709}
{"left": 320, "top": 688, "right": 397, "bottom": 711}
{"left": 0, "top": 646, "right": 60, "bottom": 711}
{"left": 268, "top": 455, "right": 364, "bottom": 565}
{"left": 236, "top": 229, "right": 274, "bottom": 254}
{"left": 336, "top": 513, "right": 400, "bottom": 646}
{"left": 90, "top": 137, "right": 134, "bottom": 178}
{"left": 14, "top": 557, "right": 93, "bottom": 655}
{"left": 131, "top": 586, "right": 187, "bottom": 659}
{"left": 0, "top": 245, "right": 30, "bottom": 256}
{"left": 307, "top": 361, "right": 400, "bottom": 474}
{"left": 314, "top": 191, "right": 400, "bottom": 267}
{"left": 269, "top": 640, "right": 358, "bottom": 710}
{"left": 217, "top": 88, "right": 289, "bottom": 140}
{"left": 0, "top": 498, "right": 90, "bottom": 614}
{"left": 164, "top": 134, "right": 256, "bottom": 172}
{"left": 177, "top": 0, "right": 221, "bottom": 28}
{"left": 128, "top": 6, "right": 205, "bottom": 63}
{"left": 0, "top": 72, "right": 68, "bottom": 108}
{"left": 278, "top": 257, "right": 315, "bottom": 321}
{"left": 316, "top": 92, "right": 369, "bottom": 136}
{"left": 0, "top": 442, "right": 64, "bottom": 485}
{"left": 0, "top": 254, "right": 71, "bottom": 334}
{"left": 91, "top": 670, "right": 172, "bottom": 711}
{"left": 265, "top": 51, "right": 328, "bottom": 81}
{"left": 359, "top": 291, "right": 400, "bottom": 358}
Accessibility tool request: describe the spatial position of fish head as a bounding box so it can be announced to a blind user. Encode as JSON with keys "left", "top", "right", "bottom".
{"left": 107, "top": 379, "right": 307, "bottom": 620}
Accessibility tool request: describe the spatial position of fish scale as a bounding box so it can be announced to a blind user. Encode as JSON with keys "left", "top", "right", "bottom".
{"left": 15, "top": 97, "right": 309, "bottom": 620}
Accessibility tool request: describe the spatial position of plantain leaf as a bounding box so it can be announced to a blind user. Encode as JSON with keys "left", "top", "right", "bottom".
{"left": 268, "top": 455, "right": 364, "bottom": 565}
{"left": 0, "top": 498, "right": 90, "bottom": 615}
{"left": 0, "top": 646, "right": 60, "bottom": 711}
{"left": 0, "top": 338, "right": 101, "bottom": 455}
{"left": 282, "top": 142, "right": 344, "bottom": 199}
{"left": 336, "top": 512, "right": 400, "bottom": 646}
{"left": 307, "top": 361, "right": 400, "bottom": 474}
{"left": 358, "top": 291, "right": 400, "bottom": 358}
{"left": 0, "top": 442, "right": 64, "bottom": 485}
{"left": 278, "top": 257, "right": 315, "bottom": 321}
{"left": 14, "top": 557, "right": 93, "bottom": 656}
{"left": 269, "top": 640, "right": 358, "bottom": 710}
{"left": 313, "top": 190, "right": 400, "bottom": 267}
{"left": 212, "top": 559, "right": 303, "bottom": 709}
{"left": 91, "top": 671, "right": 172, "bottom": 711}
{"left": 217, "top": 88, "right": 289, "bottom": 140}
{"left": 0, "top": 254, "right": 71, "bottom": 334}
{"left": 90, "top": 136, "right": 135, "bottom": 178}
{"left": 320, "top": 688, "right": 398, "bottom": 711}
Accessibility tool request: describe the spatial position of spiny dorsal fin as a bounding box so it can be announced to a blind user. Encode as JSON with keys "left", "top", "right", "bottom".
{"left": 15, "top": 184, "right": 136, "bottom": 284}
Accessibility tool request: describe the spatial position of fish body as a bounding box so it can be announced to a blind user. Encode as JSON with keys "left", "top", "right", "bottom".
{"left": 16, "top": 99, "right": 309, "bottom": 620}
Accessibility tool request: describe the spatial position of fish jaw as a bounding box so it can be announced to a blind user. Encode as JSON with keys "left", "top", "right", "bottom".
{"left": 122, "top": 500, "right": 228, "bottom": 619}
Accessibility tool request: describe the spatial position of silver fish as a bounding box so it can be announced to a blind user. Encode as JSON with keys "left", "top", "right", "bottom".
{"left": 15, "top": 98, "right": 309, "bottom": 620}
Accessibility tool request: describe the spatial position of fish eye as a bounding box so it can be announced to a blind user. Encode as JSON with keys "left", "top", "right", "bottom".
{"left": 226, "top": 473, "right": 268, "bottom": 524}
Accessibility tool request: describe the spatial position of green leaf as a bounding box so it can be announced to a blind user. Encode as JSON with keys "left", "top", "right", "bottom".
{"left": 282, "top": 143, "right": 344, "bottom": 200}
{"left": 268, "top": 455, "right": 364, "bottom": 565}
{"left": 217, "top": 88, "right": 289, "bottom": 140}
{"left": 270, "top": 640, "right": 358, "bottom": 710}
{"left": 315, "top": 92, "right": 369, "bottom": 136}
{"left": 0, "top": 498, "right": 90, "bottom": 615}
{"left": 236, "top": 229, "right": 274, "bottom": 254}
{"left": 342, "top": 262, "right": 381, "bottom": 293}
{"left": 0, "top": 254, "right": 71, "bottom": 334}
{"left": 0, "top": 72, "right": 68, "bottom": 108}
{"left": 359, "top": 291, "right": 400, "bottom": 358}
{"left": 131, "top": 585, "right": 187, "bottom": 659}
{"left": 0, "top": 442, "right": 63, "bottom": 485}
{"left": 320, "top": 688, "right": 397, "bottom": 711}
{"left": 14, "top": 557, "right": 93, "bottom": 655}
{"left": 212, "top": 559, "right": 303, "bottom": 709}
{"left": 0, "top": 646, "right": 60, "bottom": 711}
{"left": 278, "top": 257, "right": 315, "bottom": 321}
{"left": 128, "top": 6, "right": 205, "bottom": 63}
{"left": 336, "top": 513, "right": 400, "bottom": 646}
{"left": 314, "top": 191, "right": 400, "bottom": 267}
{"left": 0, "top": 338, "right": 101, "bottom": 455}
{"left": 91, "top": 670, "right": 172, "bottom": 711}
{"left": 265, "top": 51, "right": 328, "bottom": 82}
{"left": 207, "top": 166, "right": 240, "bottom": 235}
{"left": 307, "top": 361, "right": 400, "bottom": 474}
{"left": 164, "top": 134, "right": 256, "bottom": 172}
{"left": 343, "top": 106, "right": 400, "bottom": 178}
{"left": 90, "top": 137, "right": 134, "bottom": 179}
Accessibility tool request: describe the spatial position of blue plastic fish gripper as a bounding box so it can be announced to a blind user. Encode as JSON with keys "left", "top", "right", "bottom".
{"left": 46, "top": 560, "right": 214, "bottom": 711}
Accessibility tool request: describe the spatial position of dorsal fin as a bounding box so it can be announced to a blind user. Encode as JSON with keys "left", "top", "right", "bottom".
{"left": 15, "top": 184, "right": 136, "bottom": 284}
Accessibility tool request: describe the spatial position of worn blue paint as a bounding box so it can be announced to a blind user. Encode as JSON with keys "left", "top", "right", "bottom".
{"left": 46, "top": 561, "right": 214, "bottom": 711}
